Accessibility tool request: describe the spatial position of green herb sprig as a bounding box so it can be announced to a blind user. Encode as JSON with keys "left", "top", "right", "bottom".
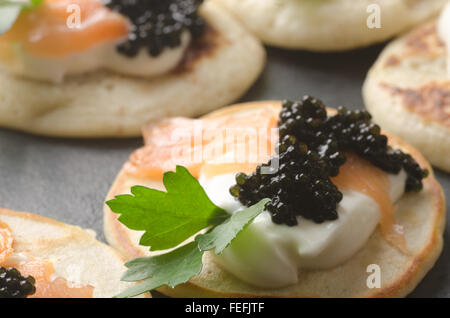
{"left": 106, "top": 166, "right": 269, "bottom": 298}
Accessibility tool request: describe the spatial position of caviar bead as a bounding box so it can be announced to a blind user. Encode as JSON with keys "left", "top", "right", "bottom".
{"left": 235, "top": 173, "right": 247, "bottom": 186}
{"left": 0, "top": 267, "right": 36, "bottom": 298}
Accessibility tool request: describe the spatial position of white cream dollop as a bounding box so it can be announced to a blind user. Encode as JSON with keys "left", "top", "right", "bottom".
{"left": 438, "top": 2, "right": 450, "bottom": 76}
{"left": 0, "top": 31, "right": 190, "bottom": 83}
{"left": 199, "top": 170, "right": 407, "bottom": 289}
{"left": 2, "top": 252, "right": 29, "bottom": 267}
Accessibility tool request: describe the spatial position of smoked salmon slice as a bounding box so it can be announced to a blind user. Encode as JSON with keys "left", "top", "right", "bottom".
{"left": 15, "top": 257, "right": 94, "bottom": 298}
{"left": 126, "top": 107, "right": 279, "bottom": 179}
{"left": 332, "top": 152, "right": 408, "bottom": 253}
{"left": 0, "top": 0, "right": 129, "bottom": 58}
{"left": 0, "top": 222, "right": 13, "bottom": 264}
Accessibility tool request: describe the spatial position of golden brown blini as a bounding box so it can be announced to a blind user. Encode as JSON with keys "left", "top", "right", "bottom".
{"left": 0, "top": 208, "right": 146, "bottom": 298}
{"left": 213, "top": 0, "right": 446, "bottom": 51}
{"left": 363, "top": 20, "right": 450, "bottom": 172}
{"left": 0, "top": 1, "right": 265, "bottom": 137}
{"left": 104, "top": 101, "right": 445, "bottom": 298}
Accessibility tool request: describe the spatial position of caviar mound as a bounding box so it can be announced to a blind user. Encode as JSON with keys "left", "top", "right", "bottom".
{"left": 231, "top": 97, "right": 428, "bottom": 226}
{"left": 230, "top": 134, "right": 342, "bottom": 225}
{"left": 278, "top": 97, "right": 346, "bottom": 177}
{"left": 0, "top": 267, "right": 36, "bottom": 298}
{"left": 107, "top": 0, "right": 206, "bottom": 57}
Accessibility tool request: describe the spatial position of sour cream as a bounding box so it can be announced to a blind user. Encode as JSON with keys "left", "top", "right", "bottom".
{"left": 0, "top": 31, "right": 190, "bottom": 83}
{"left": 199, "top": 170, "right": 407, "bottom": 288}
{"left": 438, "top": 2, "right": 450, "bottom": 76}
{"left": 2, "top": 252, "right": 29, "bottom": 267}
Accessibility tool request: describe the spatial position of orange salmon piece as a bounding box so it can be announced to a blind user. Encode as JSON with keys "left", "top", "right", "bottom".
{"left": 332, "top": 152, "right": 408, "bottom": 253}
{"left": 0, "top": 0, "right": 129, "bottom": 58}
{"left": 15, "top": 257, "right": 94, "bottom": 298}
{"left": 0, "top": 222, "right": 14, "bottom": 264}
{"left": 126, "top": 108, "right": 279, "bottom": 179}
{"left": 127, "top": 118, "right": 206, "bottom": 179}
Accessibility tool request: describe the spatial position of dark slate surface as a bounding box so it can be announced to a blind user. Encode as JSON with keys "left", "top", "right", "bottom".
{"left": 0, "top": 45, "right": 448, "bottom": 297}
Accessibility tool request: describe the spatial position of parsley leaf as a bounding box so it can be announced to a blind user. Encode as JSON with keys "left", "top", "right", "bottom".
{"left": 106, "top": 166, "right": 229, "bottom": 251}
{"left": 0, "top": 0, "right": 43, "bottom": 35}
{"left": 108, "top": 165, "right": 270, "bottom": 297}
{"left": 116, "top": 242, "right": 204, "bottom": 298}
{"left": 196, "top": 198, "right": 270, "bottom": 254}
{"left": 115, "top": 200, "right": 269, "bottom": 298}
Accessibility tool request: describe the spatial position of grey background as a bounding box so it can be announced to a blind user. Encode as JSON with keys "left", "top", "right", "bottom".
{"left": 0, "top": 44, "right": 448, "bottom": 297}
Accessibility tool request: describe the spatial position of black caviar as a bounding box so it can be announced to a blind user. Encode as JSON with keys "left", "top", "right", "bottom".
{"left": 230, "top": 135, "right": 342, "bottom": 226}
{"left": 0, "top": 267, "right": 36, "bottom": 298}
{"left": 106, "top": 0, "right": 206, "bottom": 57}
{"left": 230, "top": 96, "right": 428, "bottom": 226}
